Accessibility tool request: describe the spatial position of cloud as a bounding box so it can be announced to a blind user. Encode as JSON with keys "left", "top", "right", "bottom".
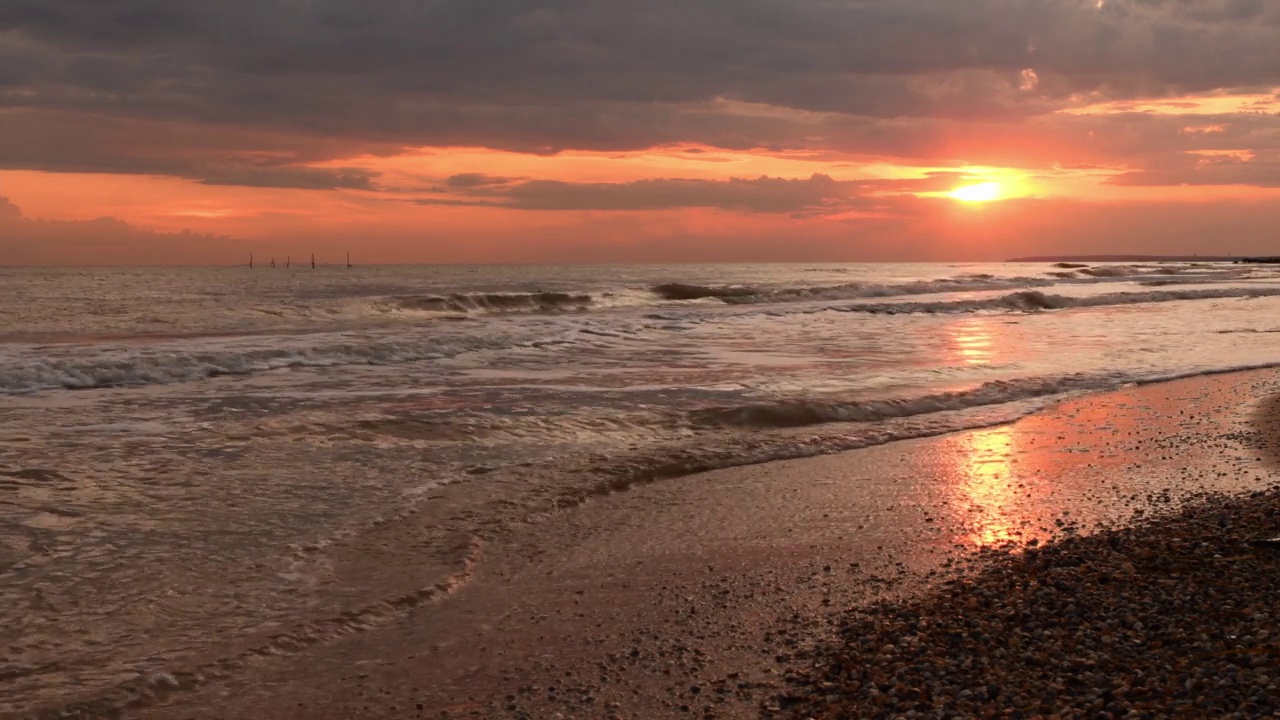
{"left": 0, "top": 194, "right": 21, "bottom": 221}
{"left": 0, "top": 109, "right": 389, "bottom": 189}
{"left": 3, "top": 0, "right": 1280, "bottom": 162}
{"left": 445, "top": 173, "right": 517, "bottom": 189}
{"left": 198, "top": 166, "right": 377, "bottom": 190}
{"left": 0, "top": 196, "right": 242, "bottom": 264}
{"left": 414, "top": 173, "right": 915, "bottom": 214}
{"left": 0, "top": 0, "right": 1279, "bottom": 208}
{"left": 1109, "top": 153, "right": 1280, "bottom": 187}
{"left": 503, "top": 175, "right": 855, "bottom": 212}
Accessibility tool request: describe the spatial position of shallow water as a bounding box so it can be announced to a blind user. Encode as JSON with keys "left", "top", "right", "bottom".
{"left": 3, "top": 260, "right": 1280, "bottom": 712}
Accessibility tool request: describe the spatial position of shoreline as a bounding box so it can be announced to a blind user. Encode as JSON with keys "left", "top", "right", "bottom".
{"left": 783, "top": 389, "right": 1280, "bottom": 718}
{"left": 21, "top": 367, "right": 1280, "bottom": 719}
{"left": 784, "top": 492, "right": 1280, "bottom": 718}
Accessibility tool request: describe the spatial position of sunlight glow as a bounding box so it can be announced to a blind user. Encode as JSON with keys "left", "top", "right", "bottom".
{"left": 947, "top": 318, "right": 997, "bottom": 366}
{"left": 957, "top": 426, "right": 1022, "bottom": 547}
{"left": 1064, "top": 89, "right": 1280, "bottom": 117}
{"left": 948, "top": 182, "right": 1002, "bottom": 203}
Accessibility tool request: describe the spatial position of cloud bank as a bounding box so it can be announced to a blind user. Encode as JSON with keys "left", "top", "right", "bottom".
{"left": 0, "top": 196, "right": 240, "bottom": 264}
{"left": 1, "top": 1, "right": 1279, "bottom": 171}
{"left": 4, "top": 0, "right": 1280, "bottom": 261}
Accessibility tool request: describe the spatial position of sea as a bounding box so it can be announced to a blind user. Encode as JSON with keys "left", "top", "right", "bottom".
{"left": 3, "top": 260, "right": 1280, "bottom": 711}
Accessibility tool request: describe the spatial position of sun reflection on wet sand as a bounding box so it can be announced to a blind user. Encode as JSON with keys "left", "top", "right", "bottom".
{"left": 955, "top": 425, "right": 1026, "bottom": 547}
{"left": 939, "top": 377, "right": 1260, "bottom": 550}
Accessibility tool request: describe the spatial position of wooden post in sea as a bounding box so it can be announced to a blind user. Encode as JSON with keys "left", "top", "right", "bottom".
{"left": 311, "top": 253, "right": 316, "bottom": 270}
{"left": 286, "top": 256, "right": 291, "bottom": 269}
{"left": 249, "top": 252, "right": 254, "bottom": 269}
{"left": 347, "top": 252, "right": 352, "bottom": 269}
{"left": 271, "top": 257, "right": 276, "bottom": 269}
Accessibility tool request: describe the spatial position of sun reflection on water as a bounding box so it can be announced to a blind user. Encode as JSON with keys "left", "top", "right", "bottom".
{"left": 947, "top": 317, "right": 996, "bottom": 366}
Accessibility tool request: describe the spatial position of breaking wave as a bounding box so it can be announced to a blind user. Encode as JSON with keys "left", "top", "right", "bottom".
{"left": 648, "top": 269, "right": 1245, "bottom": 308}
{"left": 652, "top": 276, "right": 1063, "bottom": 305}
{"left": 402, "top": 276, "right": 1068, "bottom": 310}
{"left": 369, "top": 265, "right": 1246, "bottom": 318}
{"left": 386, "top": 292, "right": 593, "bottom": 314}
{"left": 688, "top": 363, "right": 1280, "bottom": 431}
{"left": 11, "top": 286, "right": 1271, "bottom": 394}
{"left": 651, "top": 283, "right": 759, "bottom": 301}
{"left": 688, "top": 375, "right": 1121, "bottom": 429}
{"left": 833, "top": 287, "right": 1280, "bottom": 315}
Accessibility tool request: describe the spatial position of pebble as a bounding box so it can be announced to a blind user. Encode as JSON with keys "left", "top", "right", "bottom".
{"left": 777, "top": 487, "right": 1280, "bottom": 718}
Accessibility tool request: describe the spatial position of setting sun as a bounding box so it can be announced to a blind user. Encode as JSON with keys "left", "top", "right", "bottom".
{"left": 949, "top": 182, "right": 1003, "bottom": 203}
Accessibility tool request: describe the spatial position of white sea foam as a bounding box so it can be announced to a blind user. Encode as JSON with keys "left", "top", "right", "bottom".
{"left": 685, "top": 363, "right": 1280, "bottom": 431}
{"left": 6, "top": 262, "right": 1280, "bottom": 715}
{"left": 370, "top": 265, "right": 1248, "bottom": 317}
{"left": 5, "top": 282, "right": 1276, "bottom": 394}
{"left": 836, "top": 287, "right": 1280, "bottom": 315}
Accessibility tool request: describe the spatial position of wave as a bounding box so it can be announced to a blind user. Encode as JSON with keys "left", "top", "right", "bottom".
{"left": 688, "top": 361, "right": 1280, "bottom": 432}
{"left": 369, "top": 265, "right": 1247, "bottom": 319}
{"left": 0, "top": 334, "right": 516, "bottom": 393}
{"left": 651, "top": 283, "right": 759, "bottom": 301}
{"left": 648, "top": 268, "right": 1249, "bottom": 309}
{"left": 832, "top": 287, "right": 1280, "bottom": 315}
{"left": 386, "top": 292, "right": 593, "bottom": 314}
{"left": 11, "top": 287, "right": 1274, "bottom": 394}
{"left": 651, "top": 276, "right": 1060, "bottom": 305}
{"left": 557, "top": 361, "right": 1280, "bottom": 502}
{"left": 1078, "top": 265, "right": 1162, "bottom": 278}
{"left": 687, "top": 374, "right": 1116, "bottom": 429}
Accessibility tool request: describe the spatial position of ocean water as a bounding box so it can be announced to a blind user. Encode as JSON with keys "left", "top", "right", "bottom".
{"left": 3, "top": 260, "right": 1280, "bottom": 711}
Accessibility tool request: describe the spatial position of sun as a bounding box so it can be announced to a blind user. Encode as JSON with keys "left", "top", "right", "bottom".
{"left": 949, "top": 182, "right": 1003, "bottom": 203}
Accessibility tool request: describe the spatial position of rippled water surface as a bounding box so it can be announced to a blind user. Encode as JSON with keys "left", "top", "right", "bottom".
{"left": 3, "top": 260, "right": 1280, "bottom": 712}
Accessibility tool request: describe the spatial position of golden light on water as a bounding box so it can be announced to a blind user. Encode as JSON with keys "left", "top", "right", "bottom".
{"left": 947, "top": 318, "right": 996, "bottom": 366}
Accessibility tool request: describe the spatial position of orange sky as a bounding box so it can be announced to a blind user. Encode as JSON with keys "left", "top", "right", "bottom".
{"left": 5, "top": 1, "right": 1280, "bottom": 264}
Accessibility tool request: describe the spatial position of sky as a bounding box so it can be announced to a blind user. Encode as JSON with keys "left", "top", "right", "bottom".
{"left": 4, "top": 0, "right": 1280, "bottom": 264}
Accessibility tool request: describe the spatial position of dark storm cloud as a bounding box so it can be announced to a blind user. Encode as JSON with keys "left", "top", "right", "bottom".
{"left": 3, "top": 0, "right": 1280, "bottom": 186}
{"left": 0, "top": 110, "right": 388, "bottom": 189}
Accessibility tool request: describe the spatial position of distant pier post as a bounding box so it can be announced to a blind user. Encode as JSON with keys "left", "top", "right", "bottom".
{"left": 249, "top": 252, "right": 254, "bottom": 269}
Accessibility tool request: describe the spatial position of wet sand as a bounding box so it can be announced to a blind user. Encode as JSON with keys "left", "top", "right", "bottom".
{"left": 785, "top": 390, "right": 1280, "bottom": 718}
{"left": 29, "top": 368, "right": 1280, "bottom": 719}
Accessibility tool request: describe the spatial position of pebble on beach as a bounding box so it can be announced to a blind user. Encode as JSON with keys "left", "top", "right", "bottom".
{"left": 778, "top": 486, "right": 1280, "bottom": 719}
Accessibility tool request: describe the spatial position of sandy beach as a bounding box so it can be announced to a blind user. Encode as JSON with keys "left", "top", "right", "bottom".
{"left": 18, "top": 367, "right": 1267, "bottom": 719}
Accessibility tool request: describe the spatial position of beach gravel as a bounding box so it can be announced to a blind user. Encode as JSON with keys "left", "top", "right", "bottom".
{"left": 780, "top": 487, "right": 1280, "bottom": 719}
